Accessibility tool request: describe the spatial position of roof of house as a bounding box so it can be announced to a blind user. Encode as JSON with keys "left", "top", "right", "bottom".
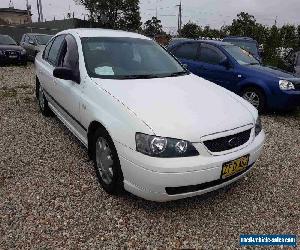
{"left": 0, "top": 8, "right": 32, "bottom": 15}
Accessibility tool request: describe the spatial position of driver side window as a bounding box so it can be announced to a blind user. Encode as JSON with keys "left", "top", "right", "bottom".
{"left": 198, "top": 45, "right": 226, "bottom": 65}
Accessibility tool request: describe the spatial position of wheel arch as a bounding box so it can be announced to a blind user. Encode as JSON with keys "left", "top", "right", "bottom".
{"left": 35, "top": 76, "right": 40, "bottom": 99}
{"left": 238, "top": 80, "right": 270, "bottom": 103}
{"left": 87, "top": 120, "right": 112, "bottom": 159}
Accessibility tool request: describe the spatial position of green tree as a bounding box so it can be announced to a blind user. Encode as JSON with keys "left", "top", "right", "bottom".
{"left": 280, "top": 24, "right": 297, "bottom": 48}
{"left": 75, "top": 0, "right": 141, "bottom": 31}
{"left": 229, "top": 12, "right": 257, "bottom": 38}
{"left": 180, "top": 22, "right": 200, "bottom": 39}
{"left": 199, "top": 25, "right": 222, "bottom": 39}
{"left": 143, "top": 17, "right": 164, "bottom": 37}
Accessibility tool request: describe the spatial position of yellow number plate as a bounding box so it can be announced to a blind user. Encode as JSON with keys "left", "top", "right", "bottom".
{"left": 221, "top": 155, "right": 250, "bottom": 179}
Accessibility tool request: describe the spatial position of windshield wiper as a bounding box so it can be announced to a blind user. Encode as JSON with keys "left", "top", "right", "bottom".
{"left": 119, "top": 74, "right": 161, "bottom": 79}
{"left": 168, "top": 71, "right": 188, "bottom": 77}
{"left": 248, "top": 62, "right": 260, "bottom": 65}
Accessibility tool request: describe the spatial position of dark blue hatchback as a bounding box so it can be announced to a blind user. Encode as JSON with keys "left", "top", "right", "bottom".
{"left": 168, "top": 40, "right": 300, "bottom": 112}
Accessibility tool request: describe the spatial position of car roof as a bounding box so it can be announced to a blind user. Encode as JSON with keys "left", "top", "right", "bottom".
{"left": 25, "top": 33, "right": 52, "bottom": 36}
{"left": 223, "top": 36, "right": 256, "bottom": 42}
{"left": 57, "top": 28, "right": 151, "bottom": 40}
{"left": 171, "top": 39, "right": 232, "bottom": 47}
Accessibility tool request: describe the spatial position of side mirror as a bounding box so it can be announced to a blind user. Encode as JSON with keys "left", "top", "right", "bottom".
{"left": 220, "top": 59, "right": 232, "bottom": 69}
{"left": 53, "top": 67, "right": 80, "bottom": 84}
{"left": 29, "top": 40, "right": 35, "bottom": 45}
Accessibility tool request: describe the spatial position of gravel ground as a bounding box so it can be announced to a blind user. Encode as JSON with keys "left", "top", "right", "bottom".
{"left": 0, "top": 64, "right": 299, "bottom": 249}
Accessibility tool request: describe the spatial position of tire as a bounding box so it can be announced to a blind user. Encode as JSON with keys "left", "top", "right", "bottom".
{"left": 36, "top": 81, "right": 52, "bottom": 116}
{"left": 241, "top": 87, "right": 267, "bottom": 113}
{"left": 92, "top": 127, "right": 124, "bottom": 195}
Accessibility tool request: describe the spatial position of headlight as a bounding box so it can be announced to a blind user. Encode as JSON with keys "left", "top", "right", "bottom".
{"left": 255, "top": 116, "right": 262, "bottom": 136}
{"left": 279, "top": 80, "right": 295, "bottom": 90}
{"left": 135, "top": 133, "right": 199, "bottom": 158}
{"left": 20, "top": 49, "right": 27, "bottom": 55}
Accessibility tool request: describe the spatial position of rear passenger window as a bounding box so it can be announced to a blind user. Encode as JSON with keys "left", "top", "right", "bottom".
{"left": 173, "top": 43, "right": 198, "bottom": 60}
{"left": 43, "top": 38, "right": 54, "bottom": 61}
{"left": 198, "top": 45, "right": 226, "bottom": 65}
{"left": 47, "top": 35, "right": 65, "bottom": 66}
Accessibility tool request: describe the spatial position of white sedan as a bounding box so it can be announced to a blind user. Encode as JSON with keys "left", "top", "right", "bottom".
{"left": 35, "top": 28, "right": 265, "bottom": 202}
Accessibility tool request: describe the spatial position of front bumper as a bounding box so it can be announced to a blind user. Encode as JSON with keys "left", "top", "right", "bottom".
{"left": 115, "top": 130, "right": 265, "bottom": 202}
{"left": 269, "top": 90, "right": 300, "bottom": 110}
{"left": 0, "top": 54, "right": 27, "bottom": 65}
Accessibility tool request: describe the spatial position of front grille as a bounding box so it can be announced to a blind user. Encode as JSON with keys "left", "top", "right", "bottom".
{"left": 4, "top": 50, "right": 19, "bottom": 57}
{"left": 203, "top": 129, "right": 251, "bottom": 152}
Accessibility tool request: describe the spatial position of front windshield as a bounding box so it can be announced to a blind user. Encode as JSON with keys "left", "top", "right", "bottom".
{"left": 81, "top": 37, "right": 187, "bottom": 79}
{"left": 35, "top": 35, "right": 52, "bottom": 45}
{"left": 225, "top": 40, "right": 258, "bottom": 57}
{"left": 223, "top": 45, "right": 260, "bottom": 65}
{"left": 0, "top": 35, "right": 17, "bottom": 45}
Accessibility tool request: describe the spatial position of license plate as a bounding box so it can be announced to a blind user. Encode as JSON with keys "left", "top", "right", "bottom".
{"left": 221, "top": 155, "right": 250, "bottom": 179}
{"left": 9, "top": 55, "right": 17, "bottom": 58}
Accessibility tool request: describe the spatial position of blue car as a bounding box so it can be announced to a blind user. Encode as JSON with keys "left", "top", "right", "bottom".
{"left": 168, "top": 40, "right": 300, "bottom": 112}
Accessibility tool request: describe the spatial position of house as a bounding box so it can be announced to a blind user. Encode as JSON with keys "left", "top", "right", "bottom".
{"left": 0, "top": 6, "right": 32, "bottom": 25}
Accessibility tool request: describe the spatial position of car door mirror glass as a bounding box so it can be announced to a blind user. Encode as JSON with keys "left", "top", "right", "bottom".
{"left": 53, "top": 67, "right": 80, "bottom": 84}
{"left": 219, "top": 59, "right": 231, "bottom": 69}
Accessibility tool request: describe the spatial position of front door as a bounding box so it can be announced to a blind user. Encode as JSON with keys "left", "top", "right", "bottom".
{"left": 196, "top": 44, "right": 240, "bottom": 91}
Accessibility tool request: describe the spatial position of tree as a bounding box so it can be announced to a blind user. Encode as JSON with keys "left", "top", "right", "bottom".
{"left": 229, "top": 12, "right": 257, "bottom": 38}
{"left": 297, "top": 25, "right": 300, "bottom": 50}
{"left": 280, "top": 24, "right": 297, "bottom": 48}
{"left": 143, "top": 17, "right": 164, "bottom": 37}
{"left": 180, "top": 22, "right": 200, "bottom": 39}
{"left": 75, "top": 0, "right": 141, "bottom": 31}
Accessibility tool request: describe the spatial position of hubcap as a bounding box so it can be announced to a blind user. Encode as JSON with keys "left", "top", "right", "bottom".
{"left": 38, "top": 85, "right": 45, "bottom": 110}
{"left": 95, "top": 137, "right": 114, "bottom": 185}
{"left": 243, "top": 91, "right": 260, "bottom": 108}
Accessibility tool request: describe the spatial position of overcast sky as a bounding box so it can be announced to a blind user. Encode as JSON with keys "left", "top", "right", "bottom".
{"left": 1, "top": 0, "right": 300, "bottom": 34}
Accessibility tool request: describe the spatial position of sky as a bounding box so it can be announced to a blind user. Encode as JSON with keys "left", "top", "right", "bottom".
{"left": 1, "top": 0, "right": 300, "bottom": 34}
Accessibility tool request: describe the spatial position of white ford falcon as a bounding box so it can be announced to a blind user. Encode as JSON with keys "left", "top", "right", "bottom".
{"left": 35, "top": 28, "right": 265, "bottom": 202}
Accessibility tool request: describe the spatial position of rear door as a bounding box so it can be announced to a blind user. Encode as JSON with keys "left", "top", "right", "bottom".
{"left": 170, "top": 42, "right": 202, "bottom": 75}
{"left": 196, "top": 44, "right": 239, "bottom": 90}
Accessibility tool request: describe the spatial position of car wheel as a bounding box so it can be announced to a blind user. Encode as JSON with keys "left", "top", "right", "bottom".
{"left": 36, "top": 82, "right": 52, "bottom": 116}
{"left": 92, "top": 127, "right": 124, "bottom": 195}
{"left": 242, "top": 87, "right": 267, "bottom": 113}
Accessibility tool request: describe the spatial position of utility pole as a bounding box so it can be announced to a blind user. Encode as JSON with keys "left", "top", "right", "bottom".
{"left": 176, "top": 1, "right": 182, "bottom": 36}
{"left": 37, "top": 0, "right": 44, "bottom": 22}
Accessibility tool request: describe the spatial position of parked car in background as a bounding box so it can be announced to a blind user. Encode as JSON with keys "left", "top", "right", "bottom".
{"left": 168, "top": 40, "right": 300, "bottom": 112}
{"left": 21, "top": 33, "right": 52, "bottom": 61}
{"left": 0, "top": 34, "right": 27, "bottom": 65}
{"left": 284, "top": 50, "right": 300, "bottom": 76}
{"left": 223, "top": 36, "right": 261, "bottom": 61}
{"left": 35, "top": 29, "right": 265, "bottom": 202}
{"left": 294, "top": 51, "right": 300, "bottom": 77}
